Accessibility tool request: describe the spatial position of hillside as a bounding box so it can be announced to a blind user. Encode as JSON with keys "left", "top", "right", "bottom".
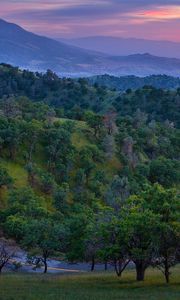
{"left": 1, "top": 19, "right": 180, "bottom": 76}
{"left": 0, "top": 65, "right": 179, "bottom": 281}
{"left": 62, "top": 36, "right": 180, "bottom": 59}
{"left": 0, "top": 72, "right": 179, "bottom": 211}
{"left": 0, "top": 63, "right": 118, "bottom": 115}
{"left": 0, "top": 19, "right": 105, "bottom": 74}
{"left": 107, "top": 53, "right": 180, "bottom": 77}
{"left": 89, "top": 74, "right": 180, "bottom": 91}
{"left": 0, "top": 65, "right": 179, "bottom": 209}
{"left": 0, "top": 64, "right": 179, "bottom": 127}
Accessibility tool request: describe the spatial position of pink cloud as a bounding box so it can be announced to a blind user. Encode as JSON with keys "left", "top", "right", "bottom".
{"left": 0, "top": 1, "right": 180, "bottom": 41}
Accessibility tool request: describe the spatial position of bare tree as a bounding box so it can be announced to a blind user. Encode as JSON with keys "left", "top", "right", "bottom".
{"left": 113, "top": 258, "right": 131, "bottom": 277}
{"left": 0, "top": 239, "right": 16, "bottom": 274}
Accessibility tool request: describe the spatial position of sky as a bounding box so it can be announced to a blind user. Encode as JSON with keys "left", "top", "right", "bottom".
{"left": 1, "top": 0, "right": 180, "bottom": 41}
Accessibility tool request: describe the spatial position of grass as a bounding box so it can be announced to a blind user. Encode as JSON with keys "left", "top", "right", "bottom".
{"left": 55, "top": 117, "right": 90, "bottom": 149}
{"left": 0, "top": 161, "right": 28, "bottom": 208}
{"left": 0, "top": 159, "right": 54, "bottom": 210}
{"left": 0, "top": 160, "right": 28, "bottom": 188}
{"left": 0, "top": 117, "right": 127, "bottom": 211}
{"left": 72, "top": 129, "right": 89, "bottom": 149}
{"left": 0, "top": 267, "right": 179, "bottom": 300}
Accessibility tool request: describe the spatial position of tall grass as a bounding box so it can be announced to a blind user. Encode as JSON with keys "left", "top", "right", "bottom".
{"left": 0, "top": 267, "right": 179, "bottom": 300}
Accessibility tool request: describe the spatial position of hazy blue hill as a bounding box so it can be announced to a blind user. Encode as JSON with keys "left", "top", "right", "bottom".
{"left": 0, "top": 19, "right": 103, "bottom": 73}
{"left": 1, "top": 19, "right": 180, "bottom": 76}
{"left": 107, "top": 53, "right": 180, "bottom": 76}
{"left": 63, "top": 36, "right": 180, "bottom": 59}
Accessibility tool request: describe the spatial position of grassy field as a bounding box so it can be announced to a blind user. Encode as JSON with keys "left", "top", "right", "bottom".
{"left": 0, "top": 267, "right": 180, "bottom": 300}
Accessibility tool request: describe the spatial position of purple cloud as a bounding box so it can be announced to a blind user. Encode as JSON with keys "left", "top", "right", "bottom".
{"left": 0, "top": 0, "right": 180, "bottom": 41}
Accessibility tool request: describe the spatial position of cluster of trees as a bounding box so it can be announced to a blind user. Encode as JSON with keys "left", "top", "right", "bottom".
{"left": 0, "top": 65, "right": 179, "bottom": 283}
{"left": 0, "top": 64, "right": 115, "bottom": 117}
{"left": 0, "top": 184, "right": 179, "bottom": 283}
{"left": 89, "top": 74, "right": 180, "bottom": 91}
{"left": 113, "top": 87, "right": 180, "bottom": 127}
{"left": 2, "top": 64, "right": 179, "bottom": 127}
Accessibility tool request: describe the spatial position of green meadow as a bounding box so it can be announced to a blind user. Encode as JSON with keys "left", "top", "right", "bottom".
{"left": 0, "top": 267, "right": 180, "bottom": 300}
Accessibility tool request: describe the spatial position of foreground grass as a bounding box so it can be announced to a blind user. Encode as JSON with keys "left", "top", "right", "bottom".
{"left": 0, "top": 267, "right": 180, "bottom": 300}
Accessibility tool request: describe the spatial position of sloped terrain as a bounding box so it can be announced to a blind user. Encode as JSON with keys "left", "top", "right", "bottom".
{"left": 1, "top": 19, "right": 180, "bottom": 76}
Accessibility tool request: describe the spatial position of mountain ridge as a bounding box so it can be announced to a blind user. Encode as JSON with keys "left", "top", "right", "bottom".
{"left": 0, "top": 19, "right": 180, "bottom": 76}
{"left": 61, "top": 36, "right": 180, "bottom": 59}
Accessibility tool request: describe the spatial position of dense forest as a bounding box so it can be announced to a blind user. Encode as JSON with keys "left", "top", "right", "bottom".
{"left": 89, "top": 74, "right": 180, "bottom": 91}
{"left": 0, "top": 64, "right": 179, "bottom": 126}
{"left": 0, "top": 64, "right": 179, "bottom": 282}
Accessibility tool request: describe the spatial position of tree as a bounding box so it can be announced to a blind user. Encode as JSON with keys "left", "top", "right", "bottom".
{"left": 0, "top": 166, "right": 13, "bottom": 188}
{"left": 0, "top": 97, "right": 21, "bottom": 119}
{"left": 45, "top": 126, "right": 74, "bottom": 175}
{"left": 99, "top": 209, "right": 130, "bottom": 277}
{"left": 149, "top": 158, "right": 180, "bottom": 187}
{"left": 45, "top": 108, "right": 56, "bottom": 125}
{"left": 37, "top": 170, "right": 55, "bottom": 194}
{"left": 25, "top": 162, "right": 36, "bottom": 187}
{"left": 65, "top": 204, "right": 93, "bottom": 263}
{"left": 78, "top": 148, "right": 96, "bottom": 186}
{"left": 153, "top": 222, "right": 180, "bottom": 283}
{"left": 122, "top": 136, "right": 137, "bottom": 168}
{"left": 4, "top": 188, "right": 47, "bottom": 240}
{"left": 143, "top": 184, "right": 180, "bottom": 283}
{"left": 85, "top": 111, "right": 104, "bottom": 138}
{"left": 53, "top": 184, "right": 69, "bottom": 213}
{"left": 0, "top": 238, "right": 16, "bottom": 274}
{"left": 122, "top": 196, "right": 160, "bottom": 281}
{"left": 105, "top": 175, "right": 130, "bottom": 212}
{"left": 3, "top": 121, "right": 24, "bottom": 160}
{"left": 102, "top": 135, "right": 116, "bottom": 160}
{"left": 23, "top": 120, "right": 42, "bottom": 162}
{"left": 23, "top": 219, "right": 63, "bottom": 273}
{"left": 103, "top": 110, "right": 117, "bottom": 135}
{"left": 83, "top": 214, "right": 105, "bottom": 272}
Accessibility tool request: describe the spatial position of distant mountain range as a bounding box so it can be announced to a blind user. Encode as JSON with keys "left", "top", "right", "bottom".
{"left": 0, "top": 19, "right": 103, "bottom": 74}
{"left": 62, "top": 36, "right": 180, "bottom": 59}
{"left": 0, "top": 19, "right": 180, "bottom": 77}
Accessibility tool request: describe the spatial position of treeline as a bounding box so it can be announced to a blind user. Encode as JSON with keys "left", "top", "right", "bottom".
{"left": 1, "top": 182, "right": 179, "bottom": 283}
{"left": 0, "top": 64, "right": 180, "bottom": 127}
{"left": 0, "top": 63, "right": 116, "bottom": 116}
{"left": 113, "top": 87, "right": 180, "bottom": 128}
{"left": 0, "top": 65, "right": 179, "bottom": 282}
{"left": 89, "top": 74, "right": 180, "bottom": 91}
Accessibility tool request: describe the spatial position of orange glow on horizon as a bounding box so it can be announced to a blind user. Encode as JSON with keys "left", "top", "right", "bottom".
{"left": 0, "top": 2, "right": 179, "bottom": 41}
{"left": 126, "top": 5, "right": 180, "bottom": 21}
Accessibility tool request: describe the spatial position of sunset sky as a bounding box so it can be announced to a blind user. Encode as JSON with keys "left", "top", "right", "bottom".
{"left": 1, "top": 0, "right": 180, "bottom": 41}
